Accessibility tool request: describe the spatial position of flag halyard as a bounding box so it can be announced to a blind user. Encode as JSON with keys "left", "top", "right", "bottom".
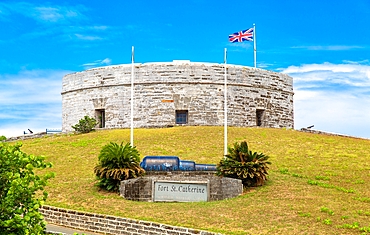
{"left": 228, "top": 28, "right": 254, "bottom": 43}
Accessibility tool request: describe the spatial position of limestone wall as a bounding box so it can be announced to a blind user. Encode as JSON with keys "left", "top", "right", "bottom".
{"left": 41, "top": 205, "right": 221, "bottom": 235}
{"left": 120, "top": 171, "right": 243, "bottom": 202}
{"left": 62, "top": 61, "right": 294, "bottom": 132}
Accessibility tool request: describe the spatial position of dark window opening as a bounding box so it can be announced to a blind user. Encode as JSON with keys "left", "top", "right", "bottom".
{"left": 256, "top": 109, "right": 265, "bottom": 127}
{"left": 95, "top": 109, "right": 105, "bottom": 128}
{"left": 176, "top": 110, "right": 188, "bottom": 124}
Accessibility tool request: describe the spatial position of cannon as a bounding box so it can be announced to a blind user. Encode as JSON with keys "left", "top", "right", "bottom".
{"left": 140, "top": 156, "right": 180, "bottom": 171}
{"left": 140, "top": 156, "right": 216, "bottom": 171}
{"left": 179, "top": 160, "right": 196, "bottom": 171}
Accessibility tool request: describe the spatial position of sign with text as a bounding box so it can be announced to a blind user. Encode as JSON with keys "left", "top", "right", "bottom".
{"left": 153, "top": 180, "right": 209, "bottom": 202}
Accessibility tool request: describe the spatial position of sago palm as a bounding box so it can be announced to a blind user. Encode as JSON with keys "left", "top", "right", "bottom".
{"left": 94, "top": 142, "right": 145, "bottom": 191}
{"left": 216, "top": 141, "right": 271, "bottom": 187}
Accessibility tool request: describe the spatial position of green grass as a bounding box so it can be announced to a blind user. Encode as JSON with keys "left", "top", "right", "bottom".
{"left": 19, "top": 126, "right": 370, "bottom": 235}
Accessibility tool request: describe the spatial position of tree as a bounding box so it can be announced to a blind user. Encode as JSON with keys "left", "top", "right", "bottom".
{"left": 0, "top": 142, "right": 54, "bottom": 234}
{"left": 94, "top": 142, "right": 145, "bottom": 192}
{"left": 0, "top": 135, "right": 6, "bottom": 141}
{"left": 216, "top": 141, "right": 271, "bottom": 187}
{"left": 72, "top": 116, "right": 97, "bottom": 133}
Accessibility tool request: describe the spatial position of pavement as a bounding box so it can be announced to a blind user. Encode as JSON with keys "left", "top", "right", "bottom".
{"left": 46, "top": 224, "right": 103, "bottom": 235}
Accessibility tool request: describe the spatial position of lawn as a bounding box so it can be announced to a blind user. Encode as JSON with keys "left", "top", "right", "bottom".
{"left": 19, "top": 126, "right": 370, "bottom": 234}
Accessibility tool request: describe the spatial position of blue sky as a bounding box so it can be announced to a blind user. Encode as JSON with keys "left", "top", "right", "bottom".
{"left": 1, "top": 0, "right": 370, "bottom": 138}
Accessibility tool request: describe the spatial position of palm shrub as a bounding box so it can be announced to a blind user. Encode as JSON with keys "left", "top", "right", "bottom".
{"left": 94, "top": 142, "right": 145, "bottom": 192}
{"left": 216, "top": 141, "right": 271, "bottom": 187}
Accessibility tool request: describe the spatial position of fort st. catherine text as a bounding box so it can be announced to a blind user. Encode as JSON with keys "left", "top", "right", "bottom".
{"left": 157, "top": 184, "right": 205, "bottom": 194}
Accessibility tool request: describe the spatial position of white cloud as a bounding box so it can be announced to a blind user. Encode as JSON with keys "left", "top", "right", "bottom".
{"left": 228, "top": 42, "right": 253, "bottom": 50}
{"left": 34, "top": 6, "right": 65, "bottom": 22}
{"left": 0, "top": 2, "right": 87, "bottom": 24}
{"left": 0, "top": 2, "right": 120, "bottom": 44}
{"left": 91, "top": 25, "right": 108, "bottom": 31}
{"left": 294, "top": 90, "right": 370, "bottom": 138}
{"left": 0, "top": 70, "right": 67, "bottom": 104}
{"left": 256, "top": 62, "right": 274, "bottom": 69}
{"left": 283, "top": 62, "right": 370, "bottom": 75}
{"left": 291, "top": 45, "right": 363, "bottom": 51}
{"left": 0, "top": 103, "right": 63, "bottom": 137}
{"left": 75, "top": 33, "right": 102, "bottom": 41}
{"left": 0, "top": 4, "right": 10, "bottom": 20}
{"left": 342, "top": 59, "right": 369, "bottom": 64}
{"left": 0, "top": 69, "right": 72, "bottom": 138}
{"left": 281, "top": 62, "right": 370, "bottom": 139}
{"left": 283, "top": 62, "right": 370, "bottom": 88}
{"left": 82, "top": 58, "right": 112, "bottom": 69}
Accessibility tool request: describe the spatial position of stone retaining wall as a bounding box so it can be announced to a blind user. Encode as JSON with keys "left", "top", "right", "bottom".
{"left": 120, "top": 171, "right": 242, "bottom": 202}
{"left": 41, "top": 205, "right": 222, "bottom": 235}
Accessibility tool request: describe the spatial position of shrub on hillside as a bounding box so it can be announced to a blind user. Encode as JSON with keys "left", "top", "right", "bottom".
{"left": 216, "top": 141, "right": 271, "bottom": 187}
{"left": 0, "top": 142, "right": 54, "bottom": 234}
{"left": 72, "top": 116, "right": 97, "bottom": 133}
{"left": 94, "top": 142, "right": 145, "bottom": 192}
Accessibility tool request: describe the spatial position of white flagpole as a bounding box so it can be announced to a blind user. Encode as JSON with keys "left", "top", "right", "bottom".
{"left": 253, "top": 23, "right": 257, "bottom": 68}
{"left": 224, "top": 48, "right": 228, "bottom": 156}
{"left": 130, "top": 46, "right": 134, "bottom": 147}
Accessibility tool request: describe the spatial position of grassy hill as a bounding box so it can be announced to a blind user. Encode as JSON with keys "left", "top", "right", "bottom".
{"left": 19, "top": 126, "right": 370, "bottom": 235}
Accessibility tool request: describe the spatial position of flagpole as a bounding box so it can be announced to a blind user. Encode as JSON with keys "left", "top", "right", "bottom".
{"left": 130, "top": 46, "right": 134, "bottom": 147}
{"left": 253, "top": 23, "right": 256, "bottom": 68}
{"left": 224, "top": 48, "right": 228, "bottom": 156}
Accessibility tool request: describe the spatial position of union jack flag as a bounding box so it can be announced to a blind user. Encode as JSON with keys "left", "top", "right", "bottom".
{"left": 229, "top": 28, "right": 254, "bottom": 43}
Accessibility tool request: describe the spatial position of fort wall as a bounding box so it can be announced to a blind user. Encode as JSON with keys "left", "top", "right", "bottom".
{"left": 62, "top": 61, "right": 294, "bottom": 131}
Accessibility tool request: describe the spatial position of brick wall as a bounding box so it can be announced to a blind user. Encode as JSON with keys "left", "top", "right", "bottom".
{"left": 41, "top": 205, "right": 222, "bottom": 235}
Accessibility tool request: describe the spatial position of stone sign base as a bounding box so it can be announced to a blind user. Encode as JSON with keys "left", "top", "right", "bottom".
{"left": 119, "top": 171, "right": 243, "bottom": 202}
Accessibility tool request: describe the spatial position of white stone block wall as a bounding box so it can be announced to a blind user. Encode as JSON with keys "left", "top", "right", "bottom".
{"left": 41, "top": 205, "right": 221, "bottom": 235}
{"left": 62, "top": 62, "right": 294, "bottom": 132}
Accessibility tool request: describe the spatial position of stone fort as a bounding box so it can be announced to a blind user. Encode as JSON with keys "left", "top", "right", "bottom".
{"left": 61, "top": 60, "right": 294, "bottom": 131}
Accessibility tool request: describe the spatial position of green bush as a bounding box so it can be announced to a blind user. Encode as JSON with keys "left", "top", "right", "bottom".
{"left": 0, "top": 142, "right": 54, "bottom": 234}
{"left": 72, "top": 116, "right": 97, "bottom": 133}
{"left": 216, "top": 141, "right": 271, "bottom": 187}
{"left": 0, "top": 135, "right": 6, "bottom": 141}
{"left": 94, "top": 142, "right": 145, "bottom": 192}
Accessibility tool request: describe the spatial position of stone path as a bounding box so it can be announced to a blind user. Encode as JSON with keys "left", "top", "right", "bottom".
{"left": 46, "top": 224, "right": 102, "bottom": 235}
